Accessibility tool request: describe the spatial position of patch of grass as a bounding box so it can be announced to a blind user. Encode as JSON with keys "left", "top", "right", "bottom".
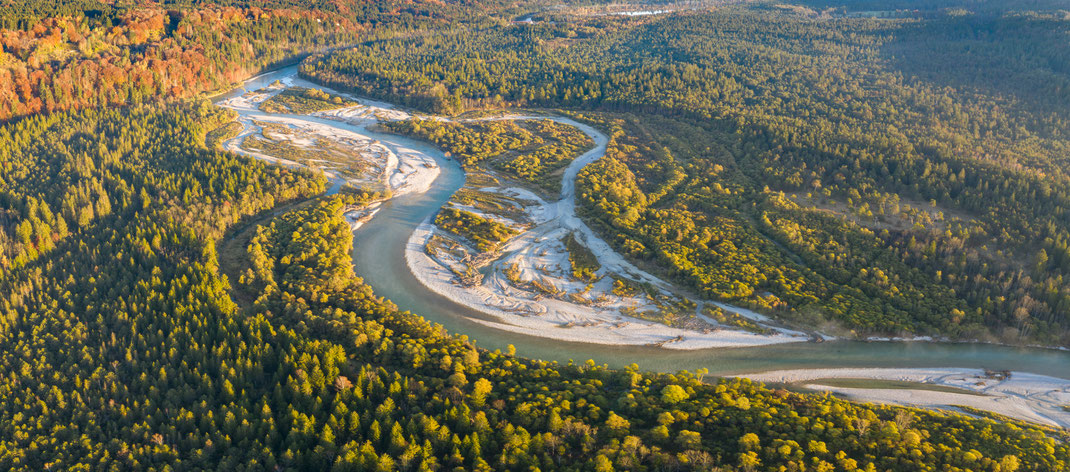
{"left": 452, "top": 188, "right": 528, "bottom": 222}
{"left": 619, "top": 293, "right": 699, "bottom": 328}
{"left": 241, "top": 126, "right": 372, "bottom": 183}
{"left": 954, "top": 405, "right": 1070, "bottom": 437}
{"left": 465, "top": 172, "right": 501, "bottom": 188}
{"left": 611, "top": 277, "right": 659, "bottom": 301}
{"left": 611, "top": 276, "right": 641, "bottom": 297}
{"left": 384, "top": 118, "right": 592, "bottom": 193}
{"left": 243, "top": 135, "right": 329, "bottom": 163}
{"left": 504, "top": 263, "right": 523, "bottom": 284}
{"left": 621, "top": 305, "right": 683, "bottom": 328}
{"left": 703, "top": 305, "right": 769, "bottom": 334}
{"left": 805, "top": 378, "right": 988, "bottom": 396}
{"left": 260, "top": 87, "right": 357, "bottom": 114}
{"left": 435, "top": 208, "right": 517, "bottom": 252}
{"left": 530, "top": 277, "right": 562, "bottom": 297}
{"left": 206, "top": 121, "right": 243, "bottom": 149}
{"left": 563, "top": 233, "right": 600, "bottom": 282}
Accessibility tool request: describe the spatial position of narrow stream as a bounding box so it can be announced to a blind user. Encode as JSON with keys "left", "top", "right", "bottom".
{"left": 218, "top": 66, "right": 1070, "bottom": 379}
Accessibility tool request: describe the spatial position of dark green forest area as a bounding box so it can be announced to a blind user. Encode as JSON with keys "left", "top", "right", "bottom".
{"left": 302, "top": 5, "right": 1070, "bottom": 345}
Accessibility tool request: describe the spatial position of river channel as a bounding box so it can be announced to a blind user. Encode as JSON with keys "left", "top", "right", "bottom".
{"left": 218, "top": 66, "right": 1070, "bottom": 379}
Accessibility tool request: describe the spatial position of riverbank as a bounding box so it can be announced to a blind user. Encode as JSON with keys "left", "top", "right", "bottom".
{"left": 213, "top": 65, "right": 1070, "bottom": 389}
{"left": 216, "top": 70, "right": 439, "bottom": 198}
{"left": 391, "top": 113, "right": 815, "bottom": 349}
{"left": 406, "top": 219, "right": 809, "bottom": 349}
{"left": 743, "top": 368, "right": 1070, "bottom": 429}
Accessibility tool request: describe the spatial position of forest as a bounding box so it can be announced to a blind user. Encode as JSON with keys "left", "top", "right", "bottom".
{"left": 260, "top": 86, "right": 357, "bottom": 114}
{"left": 302, "top": 5, "right": 1070, "bottom": 346}
{"left": 0, "top": 0, "right": 1067, "bottom": 470}
{"left": 384, "top": 118, "right": 593, "bottom": 192}
{"left": 0, "top": 0, "right": 541, "bottom": 122}
{"left": 1, "top": 98, "right": 1062, "bottom": 471}
{"left": 0, "top": 6, "right": 359, "bottom": 121}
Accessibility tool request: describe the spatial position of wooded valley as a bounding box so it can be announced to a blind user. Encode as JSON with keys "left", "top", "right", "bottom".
{"left": 0, "top": 0, "right": 1067, "bottom": 470}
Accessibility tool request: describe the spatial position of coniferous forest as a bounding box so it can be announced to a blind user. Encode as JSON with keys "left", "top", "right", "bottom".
{"left": 0, "top": 0, "right": 1068, "bottom": 470}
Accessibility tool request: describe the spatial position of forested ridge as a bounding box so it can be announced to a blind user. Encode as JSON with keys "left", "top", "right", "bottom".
{"left": 302, "top": 5, "right": 1070, "bottom": 345}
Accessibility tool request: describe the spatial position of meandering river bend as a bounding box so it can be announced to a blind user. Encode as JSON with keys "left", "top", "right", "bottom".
{"left": 219, "top": 66, "right": 1070, "bottom": 379}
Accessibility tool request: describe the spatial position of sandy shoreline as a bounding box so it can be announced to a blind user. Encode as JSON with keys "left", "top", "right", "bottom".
{"left": 217, "top": 72, "right": 440, "bottom": 198}
{"left": 398, "top": 114, "right": 814, "bottom": 350}
{"left": 742, "top": 368, "right": 1070, "bottom": 429}
{"left": 406, "top": 220, "right": 809, "bottom": 349}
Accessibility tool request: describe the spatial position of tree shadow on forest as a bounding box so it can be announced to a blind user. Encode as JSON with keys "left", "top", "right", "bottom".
{"left": 878, "top": 12, "right": 1070, "bottom": 121}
